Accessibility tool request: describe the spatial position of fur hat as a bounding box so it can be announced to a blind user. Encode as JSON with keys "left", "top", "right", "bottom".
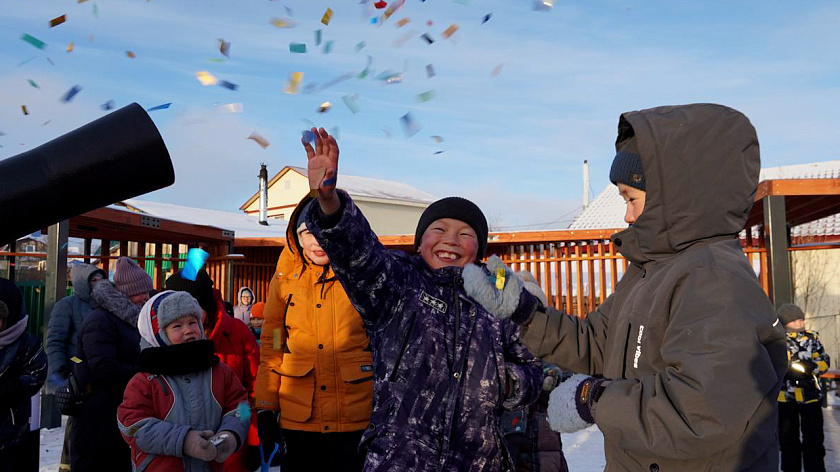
{"left": 113, "top": 257, "right": 153, "bottom": 297}
{"left": 138, "top": 291, "right": 205, "bottom": 346}
{"left": 165, "top": 269, "right": 216, "bottom": 318}
{"left": 414, "top": 197, "right": 489, "bottom": 258}
{"left": 777, "top": 303, "right": 805, "bottom": 325}
{"left": 609, "top": 137, "right": 645, "bottom": 191}
{"left": 250, "top": 301, "right": 265, "bottom": 319}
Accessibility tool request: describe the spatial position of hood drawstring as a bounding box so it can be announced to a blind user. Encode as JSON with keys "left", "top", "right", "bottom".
{"left": 316, "top": 264, "right": 337, "bottom": 299}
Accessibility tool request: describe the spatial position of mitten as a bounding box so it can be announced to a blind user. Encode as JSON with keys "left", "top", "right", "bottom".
{"left": 463, "top": 255, "right": 538, "bottom": 323}
{"left": 210, "top": 431, "right": 237, "bottom": 463}
{"left": 183, "top": 430, "right": 217, "bottom": 461}
{"left": 547, "top": 374, "right": 608, "bottom": 434}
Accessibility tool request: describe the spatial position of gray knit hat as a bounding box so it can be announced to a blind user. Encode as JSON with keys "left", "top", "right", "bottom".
{"left": 609, "top": 137, "right": 645, "bottom": 191}
{"left": 157, "top": 291, "right": 204, "bottom": 345}
{"left": 113, "top": 257, "right": 154, "bottom": 297}
{"left": 777, "top": 303, "right": 805, "bottom": 325}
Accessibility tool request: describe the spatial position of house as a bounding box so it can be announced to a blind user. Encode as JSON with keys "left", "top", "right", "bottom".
{"left": 239, "top": 166, "right": 436, "bottom": 235}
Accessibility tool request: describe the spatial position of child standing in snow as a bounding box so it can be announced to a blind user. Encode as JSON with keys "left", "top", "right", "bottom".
{"left": 299, "top": 127, "right": 543, "bottom": 472}
{"left": 118, "top": 291, "right": 249, "bottom": 472}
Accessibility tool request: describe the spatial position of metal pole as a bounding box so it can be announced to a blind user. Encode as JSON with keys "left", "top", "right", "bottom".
{"left": 40, "top": 220, "right": 68, "bottom": 429}
{"left": 582, "top": 160, "right": 590, "bottom": 210}
{"left": 763, "top": 195, "right": 793, "bottom": 308}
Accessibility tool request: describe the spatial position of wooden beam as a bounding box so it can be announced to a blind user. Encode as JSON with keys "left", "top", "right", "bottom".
{"left": 755, "top": 178, "right": 840, "bottom": 200}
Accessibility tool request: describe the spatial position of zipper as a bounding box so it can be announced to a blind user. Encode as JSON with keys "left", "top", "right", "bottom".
{"left": 621, "top": 323, "right": 632, "bottom": 379}
{"left": 388, "top": 312, "right": 417, "bottom": 382}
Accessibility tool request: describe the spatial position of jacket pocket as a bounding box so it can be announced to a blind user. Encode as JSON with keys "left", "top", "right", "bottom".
{"left": 339, "top": 357, "right": 374, "bottom": 423}
{"left": 277, "top": 361, "right": 316, "bottom": 423}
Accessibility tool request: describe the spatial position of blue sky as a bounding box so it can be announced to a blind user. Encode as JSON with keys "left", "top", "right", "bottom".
{"left": 1, "top": 0, "right": 839, "bottom": 230}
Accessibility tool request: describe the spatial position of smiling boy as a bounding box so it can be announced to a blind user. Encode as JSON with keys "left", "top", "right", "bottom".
{"left": 299, "top": 127, "right": 543, "bottom": 472}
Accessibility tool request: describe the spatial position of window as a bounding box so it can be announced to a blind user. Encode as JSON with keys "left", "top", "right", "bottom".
{"left": 24, "top": 244, "right": 35, "bottom": 253}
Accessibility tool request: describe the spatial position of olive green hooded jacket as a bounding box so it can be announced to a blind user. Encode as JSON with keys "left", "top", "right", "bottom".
{"left": 523, "top": 104, "right": 788, "bottom": 471}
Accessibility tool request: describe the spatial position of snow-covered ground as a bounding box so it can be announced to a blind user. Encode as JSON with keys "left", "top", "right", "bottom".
{"left": 38, "top": 394, "right": 840, "bottom": 471}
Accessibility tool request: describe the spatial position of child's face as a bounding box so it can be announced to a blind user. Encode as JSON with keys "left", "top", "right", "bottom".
{"left": 618, "top": 183, "right": 646, "bottom": 225}
{"left": 299, "top": 230, "right": 330, "bottom": 266}
{"left": 418, "top": 218, "right": 478, "bottom": 270}
{"left": 164, "top": 315, "right": 202, "bottom": 344}
{"left": 250, "top": 317, "right": 264, "bottom": 329}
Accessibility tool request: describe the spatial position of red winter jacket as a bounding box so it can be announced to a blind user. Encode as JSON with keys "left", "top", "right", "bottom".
{"left": 209, "top": 289, "right": 260, "bottom": 399}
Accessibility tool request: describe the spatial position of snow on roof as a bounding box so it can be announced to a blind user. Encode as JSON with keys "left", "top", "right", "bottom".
{"left": 287, "top": 166, "right": 435, "bottom": 204}
{"left": 119, "top": 199, "right": 285, "bottom": 239}
{"left": 568, "top": 159, "right": 840, "bottom": 237}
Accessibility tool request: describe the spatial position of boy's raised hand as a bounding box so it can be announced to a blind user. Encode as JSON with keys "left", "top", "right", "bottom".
{"left": 302, "top": 127, "right": 340, "bottom": 215}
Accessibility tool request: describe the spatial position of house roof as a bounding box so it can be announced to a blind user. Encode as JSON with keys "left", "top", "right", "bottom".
{"left": 568, "top": 159, "right": 840, "bottom": 238}
{"left": 117, "top": 199, "right": 285, "bottom": 239}
{"left": 239, "top": 165, "right": 435, "bottom": 210}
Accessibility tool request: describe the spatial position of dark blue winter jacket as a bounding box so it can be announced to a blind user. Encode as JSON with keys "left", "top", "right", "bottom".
{"left": 304, "top": 191, "right": 543, "bottom": 472}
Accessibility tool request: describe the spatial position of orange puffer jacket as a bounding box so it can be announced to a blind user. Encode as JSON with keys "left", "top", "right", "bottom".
{"left": 255, "top": 197, "right": 372, "bottom": 433}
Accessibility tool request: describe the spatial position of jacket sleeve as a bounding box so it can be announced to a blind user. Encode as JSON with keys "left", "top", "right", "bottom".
{"left": 255, "top": 275, "right": 284, "bottom": 411}
{"left": 118, "top": 374, "right": 191, "bottom": 457}
{"left": 46, "top": 297, "right": 73, "bottom": 376}
{"left": 0, "top": 336, "right": 47, "bottom": 408}
{"left": 81, "top": 314, "right": 136, "bottom": 390}
{"left": 218, "top": 365, "right": 250, "bottom": 450}
{"left": 238, "top": 321, "right": 260, "bottom": 402}
{"left": 501, "top": 321, "right": 543, "bottom": 410}
{"left": 591, "top": 266, "right": 786, "bottom": 460}
{"left": 303, "top": 190, "right": 408, "bottom": 328}
{"left": 811, "top": 334, "right": 830, "bottom": 374}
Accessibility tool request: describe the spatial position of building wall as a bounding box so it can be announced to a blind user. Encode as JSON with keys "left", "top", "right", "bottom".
{"left": 355, "top": 199, "right": 427, "bottom": 235}
{"left": 243, "top": 172, "right": 310, "bottom": 222}
{"left": 792, "top": 248, "right": 840, "bottom": 368}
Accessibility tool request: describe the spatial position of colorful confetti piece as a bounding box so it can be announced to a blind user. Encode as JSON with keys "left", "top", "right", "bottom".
{"left": 533, "top": 0, "right": 554, "bottom": 11}
{"left": 318, "top": 101, "right": 332, "bottom": 113}
{"left": 396, "top": 18, "right": 410, "bottom": 27}
{"left": 416, "top": 90, "right": 435, "bottom": 102}
{"left": 218, "top": 103, "right": 243, "bottom": 113}
{"left": 321, "top": 8, "right": 333, "bottom": 25}
{"left": 21, "top": 105, "right": 29, "bottom": 116}
{"left": 491, "top": 64, "right": 503, "bottom": 77}
{"left": 431, "top": 135, "right": 444, "bottom": 143}
{"left": 92, "top": 3, "right": 98, "bottom": 17}
{"left": 50, "top": 15, "right": 67, "bottom": 27}
{"left": 374, "top": 1, "right": 387, "bottom": 9}
{"left": 441, "top": 24, "right": 459, "bottom": 39}
{"left": 289, "top": 43, "right": 307, "bottom": 53}
{"left": 195, "top": 71, "right": 219, "bottom": 86}
{"left": 272, "top": 328, "right": 281, "bottom": 350}
{"left": 355, "top": 41, "right": 366, "bottom": 52}
{"left": 146, "top": 103, "right": 171, "bottom": 111}
{"left": 61, "top": 85, "right": 82, "bottom": 103}
{"left": 342, "top": 94, "right": 360, "bottom": 114}
{"left": 219, "top": 80, "right": 239, "bottom": 90}
{"left": 101, "top": 100, "right": 115, "bottom": 110}
{"left": 315, "top": 30, "right": 322, "bottom": 46}
{"left": 21, "top": 34, "right": 46, "bottom": 50}
{"left": 219, "top": 39, "right": 230, "bottom": 57}
{"left": 400, "top": 112, "right": 420, "bottom": 137}
{"left": 426, "top": 64, "right": 435, "bottom": 78}
{"left": 66, "top": 42, "right": 74, "bottom": 53}
{"left": 27, "top": 79, "right": 39, "bottom": 89}
{"left": 236, "top": 401, "right": 252, "bottom": 424}
{"left": 482, "top": 13, "right": 492, "bottom": 24}
{"left": 126, "top": 50, "right": 136, "bottom": 58}
{"left": 420, "top": 33, "right": 434, "bottom": 44}
{"left": 270, "top": 17, "right": 296, "bottom": 28}
{"left": 248, "top": 132, "right": 270, "bottom": 149}
{"left": 284, "top": 72, "right": 303, "bottom": 94}
{"left": 182, "top": 248, "right": 210, "bottom": 281}
{"left": 323, "top": 40, "right": 334, "bottom": 54}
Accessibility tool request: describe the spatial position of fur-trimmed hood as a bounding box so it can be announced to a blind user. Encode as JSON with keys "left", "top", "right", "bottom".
{"left": 91, "top": 280, "right": 141, "bottom": 327}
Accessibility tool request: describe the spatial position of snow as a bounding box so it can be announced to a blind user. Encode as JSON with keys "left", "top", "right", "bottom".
{"left": 287, "top": 166, "right": 435, "bottom": 204}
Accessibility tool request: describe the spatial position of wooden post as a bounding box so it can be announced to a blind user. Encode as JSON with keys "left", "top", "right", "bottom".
{"left": 41, "top": 220, "right": 68, "bottom": 429}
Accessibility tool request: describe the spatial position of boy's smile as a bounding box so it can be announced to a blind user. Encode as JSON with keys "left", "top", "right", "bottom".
{"left": 418, "top": 218, "right": 478, "bottom": 270}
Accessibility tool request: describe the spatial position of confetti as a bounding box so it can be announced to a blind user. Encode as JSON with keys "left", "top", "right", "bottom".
{"left": 379, "top": 0, "right": 405, "bottom": 23}
{"left": 285, "top": 6, "right": 294, "bottom": 16}
{"left": 321, "top": 8, "right": 333, "bottom": 25}
{"left": 101, "top": 100, "right": 115, "bottom": 110}
{"left": 289, "top": 43, "right": 307, "bottom": 53}
{"left": 400, "top": 112, "right": 420, "bottom": 137}
{"left": 323, "top": 40, "right": 334, "bottom": 54}
{"left": 46, "top": 58, "right": 55, "bottom": 66}
{"left": 146, "top": 103, "right": 171, "bottom": 111}
{"left": 218, "top": 102, "right": 243, "bottom": 113}
{"left": 420, "top": 33, "right": 434, "bottom": 44}
{"left": 441, "top": 24, "right": 459, "bottom": 39}
{"left": 317, "top": 101, "right": 332, "bottom": 113}
{"left": 358, "top": 56, "right": 373, "bottom": 79}
{"left": 307, "top": 72, "right": 353, "bottom": 93}
{"left": 248, "top": 132, "right": 270, "bottom": 149}
{"left": 396, "top": 18, "right": 410, "bottom": 27}
{"left": 18, "top": 57, "right": 36, "bottom": 67}
{"left": 433, "top": 150, "right": 445, "bottom": 155}
{"left": 302, "top": 130, "right": 316, "bottom": 143}
{"left": 315, "top": 30, "right": 322, "bottom": 46}
{"left": 426, "top": 20, "right": 433, "bottom": 26}
{"left": 42, "top": 120, "right": 51, "bottom": 126}
{"left": 272, "top": 328, "right": 282, "bottom": 350}
{"left": 533, "top": 0, "right": 554, "bottom": 11}
{"left": 491, "top": 64, "right": 503, "bottom": 77}
{"left": 284, "top": 72, "right": 303, "bottom": 94}
{"left": 66, "top": 42, "right": 74, "bottom": 53}
{"left": 342, "top": 94, "right": 360, "bottom": 114}
{"left": 27, "top": 79, "right": 39, "bottom": 89}
{"left": 50, "top": 15, "right": 67, "bottom": 27}
{"left": 393, "top": 30, "right": 415, "bottom": 47}
{"left": 21, "top": 105, "right": 29, "bottom": 116}
{"left": 236, "top": 401, "right": 251, "bottom": 424}
{"left": 384, "top": 74, "right": 404, "bottom": 84}
{"left": 78, "top": 0, "right": 88, "bottom": 3}
{"left": 495, "top": 267, "right": 506, "bottom": 290}
{"left": 270, "top": 17, "right": 297, "bottom": 28}
{"left": 92, "top": 3, "right": 99, "bottom": 17}
{"left": 219, "top": 80, "right": 239, "bottom": 91}
{"left": 426, "top": 64, "right": 435, "bottom": 78}
{"left": 195, "top": 71, "right": 219, "bottom": 86}
{"left": 219, "top": 39, "right": 230, "bottom": 57}
{"left": 374, "top": 1, "right": 387, "bottom": 9}
{"left": 21, "top": 34, "right": 46, "bottom": 50}
{"left": 126, "top": 51, "right": 136, "bottom": 58}
{"left": 61, "top": 85, "right": 82, "bottom": 103}
{"left": 182, "top": 248, "right": 210, "bottom": 281}
{"left": 355, "top": 41, "right": 366, "bottom": 52}
{"left": 431, "top": 135, "right": 444, "bottom": 143}
{"left": 416, "top": 90, "right": 434, "bottom": 102}
{"left": 482, "top": 13, "right": 492, "bottom": 24}
{"left": 370, "top": 17, "right": 378, "bottom": 25}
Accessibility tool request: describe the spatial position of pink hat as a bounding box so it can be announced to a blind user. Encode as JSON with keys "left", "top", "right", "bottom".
{"left": 113, "top": 257, "right": 154, "bottom": 297}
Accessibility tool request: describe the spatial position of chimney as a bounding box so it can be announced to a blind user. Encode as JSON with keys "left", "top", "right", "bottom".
{"left": 582, "top": 160, "right": 590, "bottom": 210}
{"left": 258, "top": 163, "right": 268, "bottom": 226}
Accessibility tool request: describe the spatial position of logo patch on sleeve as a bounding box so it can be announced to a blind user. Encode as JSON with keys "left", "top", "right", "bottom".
{"left": 360, "top": 364, "right": 373, "bottom": 372}
{"left": 419, "top": 290, "right": 448, "bottom": 313}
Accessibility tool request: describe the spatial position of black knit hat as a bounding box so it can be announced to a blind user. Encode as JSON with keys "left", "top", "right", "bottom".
{"left": 777, "top": 303, "right": 805, "bottom": 325}
{"left": 414, "top": 197, "right": 488, "bottom": 258}
{"left": 164, "top": 269, "right": 216, "bottom": 317}
{"left": 609, "top": 137, "right": 645, "bottom": 191}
